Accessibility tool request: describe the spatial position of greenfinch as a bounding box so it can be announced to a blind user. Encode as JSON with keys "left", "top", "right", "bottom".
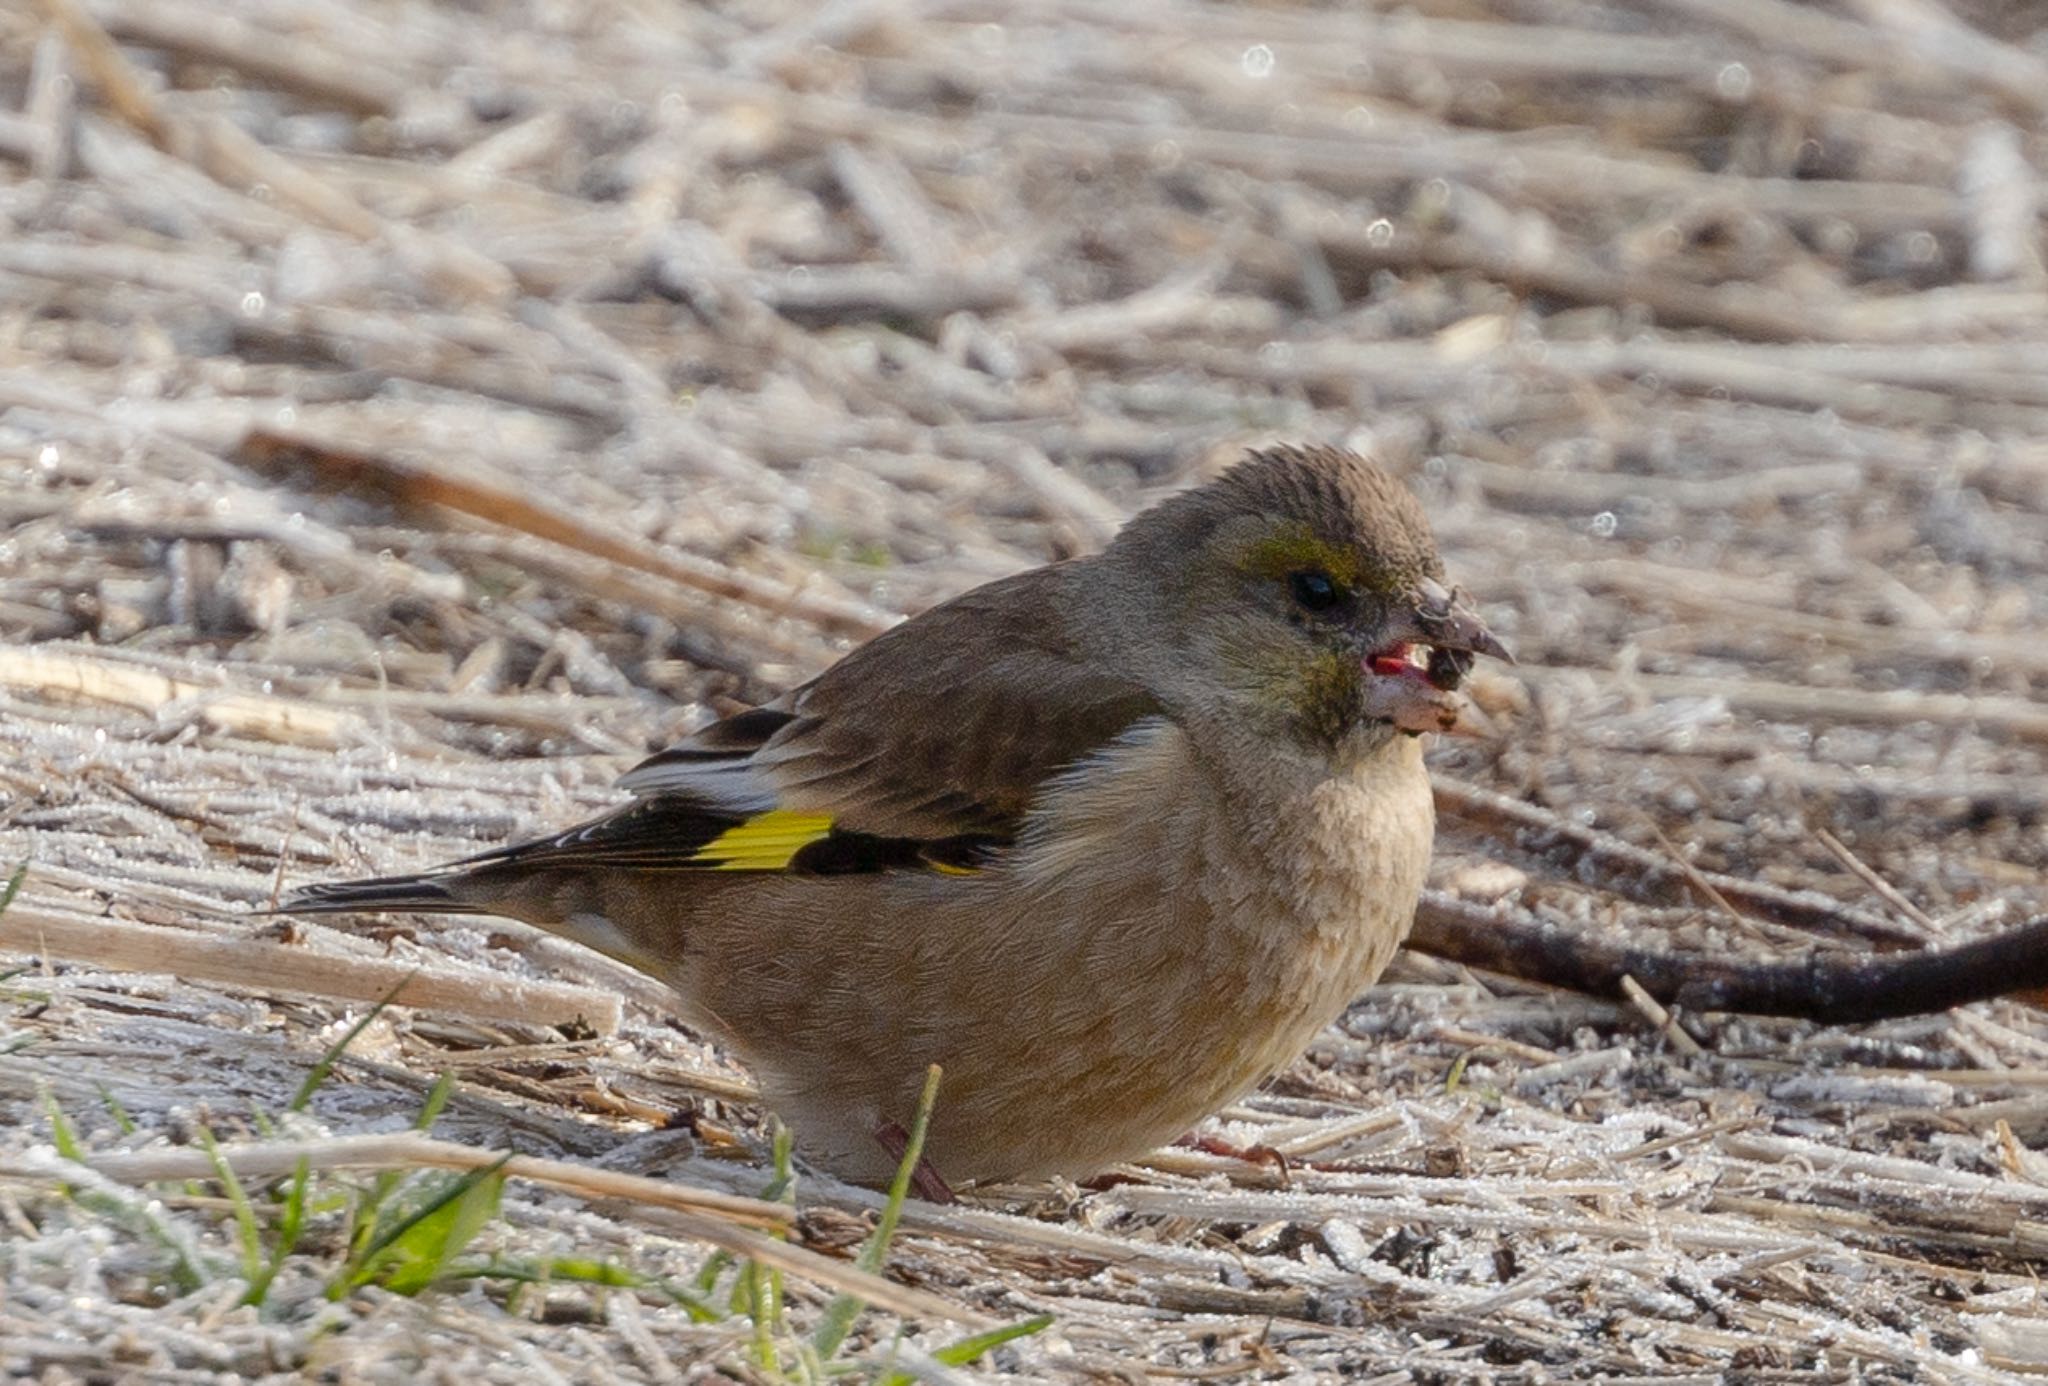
{"left": 288, "top": 445, "right": 1508, "bottom": 1188}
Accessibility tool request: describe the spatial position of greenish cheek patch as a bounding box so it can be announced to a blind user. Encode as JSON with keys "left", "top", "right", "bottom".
{"left": 1226, "top": 627, "right": 1364, "bottom": 744}
{"left": 1289, "top": 650, "right": 1364, "bottom": 743}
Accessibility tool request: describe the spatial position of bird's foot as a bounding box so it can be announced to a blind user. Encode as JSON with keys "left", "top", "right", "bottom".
{"left": 1177, "top": 1132, "right": 1293, "bottom": 1184}
{"left": 874, "top": 1121, "right": 957, "bottom": 1204}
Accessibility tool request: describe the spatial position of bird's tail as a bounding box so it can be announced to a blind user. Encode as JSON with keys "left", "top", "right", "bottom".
{"left": 280, "top": 872, "right": 480, "bottom": 916}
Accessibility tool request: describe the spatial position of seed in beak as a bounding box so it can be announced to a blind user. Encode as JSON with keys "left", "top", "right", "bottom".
{"left": 1426, "top": 644, "right": 1475, "bottom": 691}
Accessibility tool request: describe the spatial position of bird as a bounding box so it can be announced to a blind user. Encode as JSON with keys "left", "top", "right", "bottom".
{"left": 284, "top": 444, "right": 1509, "bottom": 1191}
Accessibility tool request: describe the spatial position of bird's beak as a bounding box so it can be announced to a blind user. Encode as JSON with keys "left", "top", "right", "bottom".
{"left": 1412, "top": 577, "right": 1513, "bottom": 668}
{"left": 1359, "top": 578, "right": 1511, "bottom": 735}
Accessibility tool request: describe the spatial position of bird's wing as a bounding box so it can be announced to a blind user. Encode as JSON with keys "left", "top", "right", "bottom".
{"left": 417, "top": 564, "right": 1160, "bottom": 882}
{"left": 433, "top": 789, "right": 1003, "bottom": 879}
{"left": 586, "top": 562, "right": 1163, "bottom": 871}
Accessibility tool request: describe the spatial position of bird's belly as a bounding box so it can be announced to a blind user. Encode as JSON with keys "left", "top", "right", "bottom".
{"left": 763, "top": 907, "right": 1402, "bottom": 1186}
{"left": 955, "top": 856, "right": 1418, "bottom": 1181}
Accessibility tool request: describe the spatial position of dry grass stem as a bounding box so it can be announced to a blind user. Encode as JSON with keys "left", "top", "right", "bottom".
{"left": 7, "top": 0, "right": 2048, "bottom": 1377}
{"left": 52, "top": 1132, "right": 789, "bottom": 1230}
{"left": 1, "top": 896, "right": 623, "bottom": 1033}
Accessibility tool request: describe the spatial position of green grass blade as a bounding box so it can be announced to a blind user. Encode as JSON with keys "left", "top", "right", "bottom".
{"left": 291, "top": 974, "right": 413, "bottom": 1113}
{"left": 331, "top": 1156, "right": 510, "bottom": 1298}
{"left": 860, "top": 1064, "right": 940, "bottom": 1276}
{"left": 0, "top": 861, "right": 27, "bottom": 914}
{"left": 414, "top": 1070, "right": 455, "bottom": 1130}
{"left": 244, "top": 1155, "right": 312, "bottom": 1309}
{"left": 745, "top": 1258, "right": 780, "bottom": 1371}
{"left": 42, "top": 1087, "right": 84, "bottom": 1162}
{"left": 811, "top": 1064, "right": 941, "bottom": 1361}
{"left": 454, "top": 1256, "right": 722, "bottom": 1322}
{"left": 42, "top": 1086, "right": 211, "bottom": 1292}
{"left": 744, "top": 1119, "right": 798, "bottom": 1370}
{"left": 693, "top": 1248, "right": 734, "bottom": 1295}
{"left": 343, "top": 1067, "right": 459, "bottom": 1259}
{"left": 96, "top": 1086, "right": 137, "bottom": 1136}
{"left": 195, "top": 1125, "right": 265, "bottom": 1297}
{"left": 925, "top": 1314, "right": 1054, "bottom": 1370}
{"left": 761, "top": 1118, "right": 796, "bottom": 1203}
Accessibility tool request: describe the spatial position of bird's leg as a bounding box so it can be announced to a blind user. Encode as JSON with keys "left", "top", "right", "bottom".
{"left": 1176, "top": 1131, "right": 1292, "bottom": 1183}
{"left": 873, "top": 1121, "right": 957, "bottom": 1204}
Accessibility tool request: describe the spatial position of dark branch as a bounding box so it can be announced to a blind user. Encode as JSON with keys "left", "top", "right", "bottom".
{"left": 1411, "top": 891, "right": 2048, "bottom": 1025}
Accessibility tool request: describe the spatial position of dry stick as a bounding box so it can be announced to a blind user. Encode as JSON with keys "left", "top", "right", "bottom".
{"left": 763, "top": 264, "right": 1023, "bottom": 322}
{"left": 25, "top": 29, "right": 76, "bottom": 181}
{"left": 1652, "top": 0, "right": 2048, "bottom": 118}
{"left": 67, "top": 1133, "right": 785, "bottom": 1227}
{"left": 91, "top": 0, "right": 409, "bottom": 116}
{"left": 1852, "top": 0, "right": 2048, "bottom": 119}
{"left": 30, "top": 0, "right": 166, "bottom": 140}
{"left": 1627, "top": 671, "right": 2048, "bottom": 746}
{"left": 0, "top": 238, "right": 243, "bottom": 302}
{"left": 976, "top": 108, "right": 1962, "bottom": 232}
{"left": 1038, "top": 0, "right": 1721, "bottom": 82}
{"left": 1644, "top": 821, "right": 1785, "bottom": 947}
{"left": 1619, "top": 974, "right": 1706, "bottom": 1057}
{"left": 0, "top": 644, "right": 360, "bottom": 749}
{"left": 1812, "top": 827, "right": 1940, "bottom": 933}
{"left": 827, "top": 141, "right": 962, "bottom": 271}
{"left": 515, "top": 301, "right": 797, "bottom": 501}
{"left": 1309, "top": 218, "right": 1840, "bottom": 343}
{"left": 1610, "top": 341, "right": 2048, "bottom": 399}
{"left": 0, "top": 899, "right": 624, "bottom": 1035}
{"left": 227, "top": 308, "right": 628, "bottom": 427}
{"left": 1527, "top": 340, "right": 2048, "bottom": 427}
{"left": 1011, "top": 259, "right": 1232, "bottom": 354}
{"left": 362, "top": 528, "right": 837, "bottom": 668}
{"left": 1430, "top": 776, "right": 1917, "bottom": 946}
{"left": 1567, "top": 556, "right": 2048, "bottom": 679}
{"left": 1091, "top": 334, "right": 2043, "bottom": 432}
{"left": 0, "top": 112, "right": 42, "bottom": 165}
{"left": 1450, "top": 453, "right": 1866, "bottom": 513}
{"left": 674, "top": 71, "right": 1966, "bottom": 234}
{"left": 36, "top": 0, "right": 510, "bottom": 302}
{"left": 72, "top": 118, "right": 305, "bottom": 247}
{"left": 935, "top": 433, "right": 1126, "bottom": 548}
{"left": 1648, "top": 0, "right": 1921, "bottom": 77}
{"left": 1410, "top": 892, "right": 2048, "bottom": 1024}
{"left": 233, "top": 429, "right": 894, "bottom": 638}
{"left": 7, "top": 630, "right": 573, "bottom": 746}
{"left": 1834, "top": 283, "right": 2048, "bottom": 341}
{"left": 1704, "top": 1192, "right": 2048, "bottom": 1259}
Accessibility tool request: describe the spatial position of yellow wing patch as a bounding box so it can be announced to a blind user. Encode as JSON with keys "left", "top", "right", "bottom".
{"left": 696, "top": 810, "right": 836, "bottom": 870}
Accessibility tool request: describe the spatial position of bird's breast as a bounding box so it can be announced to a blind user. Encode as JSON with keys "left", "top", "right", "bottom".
{"left": 987, "top": 719, "right": 1436, "bottom": 1109}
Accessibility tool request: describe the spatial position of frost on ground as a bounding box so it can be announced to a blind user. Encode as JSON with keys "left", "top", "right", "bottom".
{"left": 4, "top": 0, "right": 2048, "bottom": 1380}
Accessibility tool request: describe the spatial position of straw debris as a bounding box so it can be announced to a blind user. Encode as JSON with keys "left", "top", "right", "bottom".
{"left": 5, "top": 0, "right": 2048, "bottom": 1378}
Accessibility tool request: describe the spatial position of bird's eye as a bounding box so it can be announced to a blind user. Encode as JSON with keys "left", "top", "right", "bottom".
{"left": 1288, "top": 569, "right": 1340, "bottom": 612}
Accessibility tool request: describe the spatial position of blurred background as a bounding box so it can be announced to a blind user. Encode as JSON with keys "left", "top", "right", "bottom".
{"left": 4, "top": 0, "right": 2048, "bottom": 1379}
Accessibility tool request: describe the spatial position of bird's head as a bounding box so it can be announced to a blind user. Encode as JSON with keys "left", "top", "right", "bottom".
{"left": 1101, "top": 445, "right": 1510, "bottom": 755}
